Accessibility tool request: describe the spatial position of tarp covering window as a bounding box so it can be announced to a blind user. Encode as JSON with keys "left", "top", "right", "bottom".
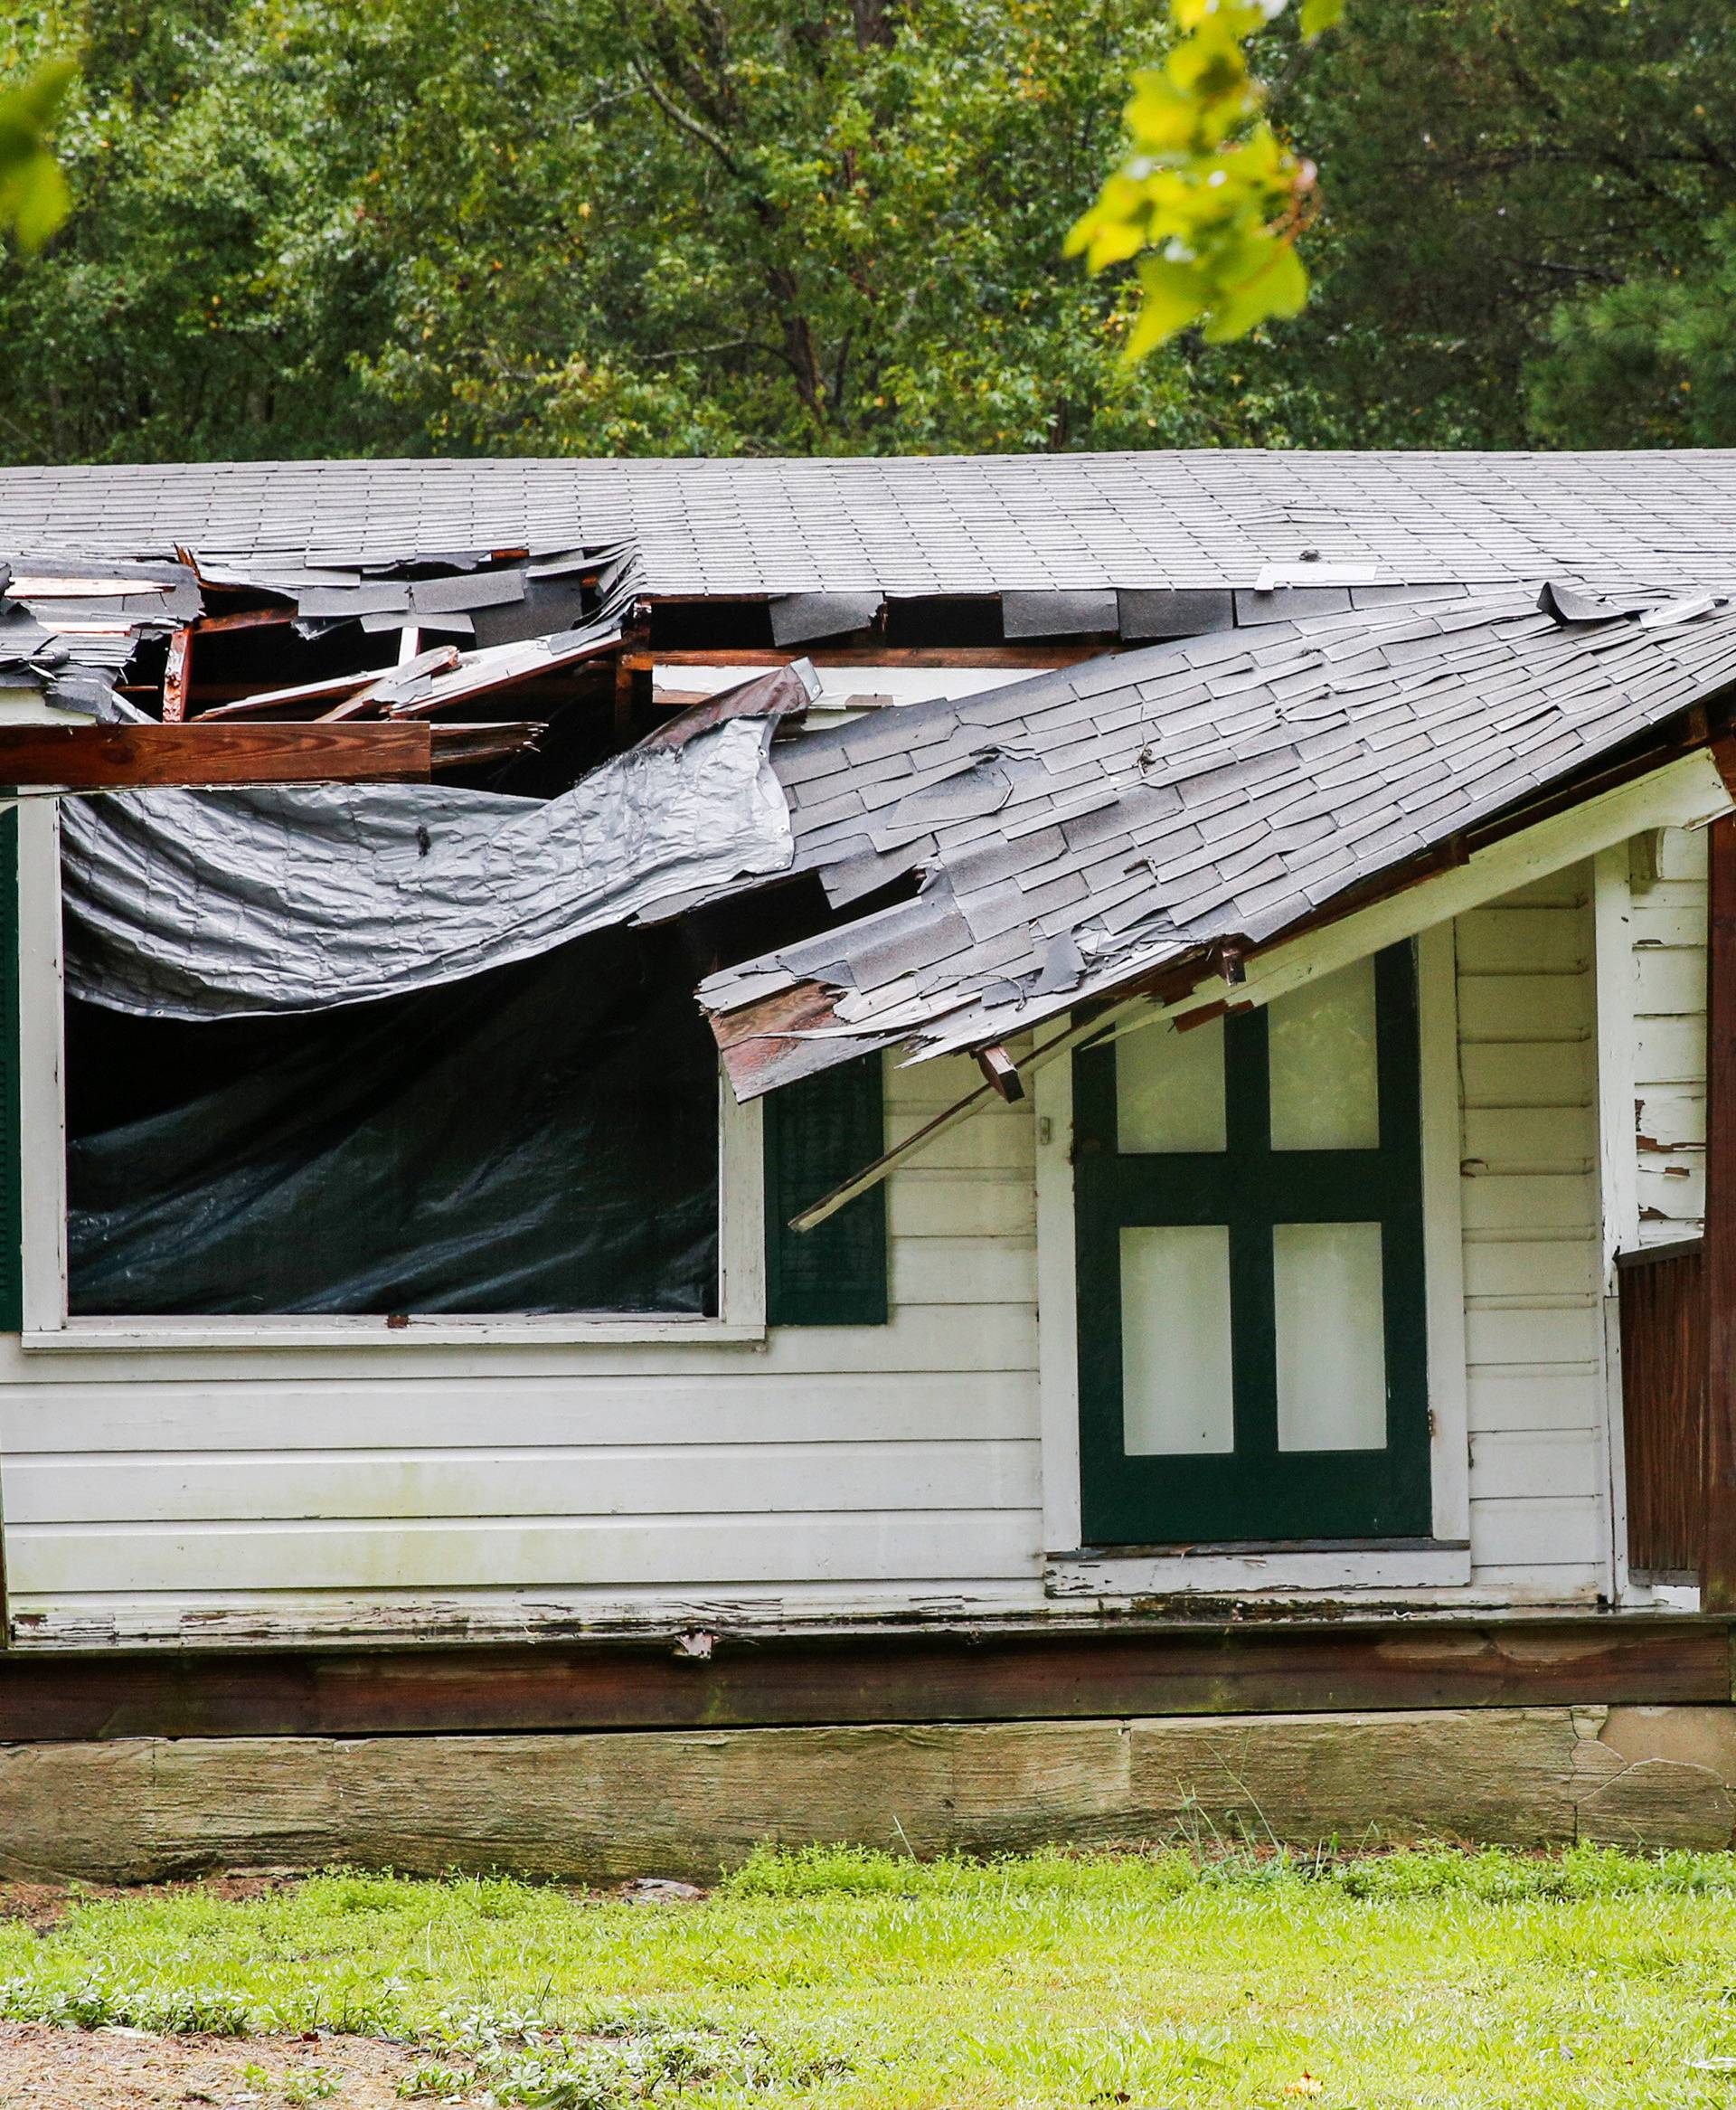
{"left": 65, "top": 925, "right": 720, "bottom": 1317}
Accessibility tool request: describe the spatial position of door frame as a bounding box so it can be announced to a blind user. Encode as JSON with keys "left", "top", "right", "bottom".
{"left": 1035, "top": 918, "right": 1471, "bottom": 1596}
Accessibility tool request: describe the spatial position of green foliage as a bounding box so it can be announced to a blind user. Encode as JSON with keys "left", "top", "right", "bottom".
{"left": 1529, "top": 210, "right": 1736, "bottom": 448}
{"left": 1068, "top": 0, "right": 1341, "bottom": 352}
{"left": 1, "top": 0, "right": 1733, "bottom": 459}
{"left": 1, "top": 0, "right": 1280, "bottom": 460}
{"left": 1269, "top": 0, "right": 1736, "bottom": 447}
{"left": 0, "top": 55, "right": 76, "bottom": 253}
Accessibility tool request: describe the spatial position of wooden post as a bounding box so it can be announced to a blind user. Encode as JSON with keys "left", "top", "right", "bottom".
{"left": 1701, "top": 812, "right": 1736, "bottom": 1607}
{"left": 160, "top": 626, "right": 193, "bottom": 723}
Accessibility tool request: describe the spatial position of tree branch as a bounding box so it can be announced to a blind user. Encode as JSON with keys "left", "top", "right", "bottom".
{"left": 628, "top": 53, "right": 748, "bottom": 179}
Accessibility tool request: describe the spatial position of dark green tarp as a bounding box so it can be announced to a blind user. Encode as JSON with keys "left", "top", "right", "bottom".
{"left": 66, "top": 924, "right": 719, "bottom": 1318}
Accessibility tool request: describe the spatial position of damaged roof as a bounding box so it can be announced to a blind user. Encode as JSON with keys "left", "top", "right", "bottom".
{"left": 1, "top": 449, "right": 1735, "bottom": 595}
{"left": 0, "top": 540, "right": 631, "bottom": 726}
{"left": 701, "top": 582, "right": 1736, "bottom": 1093}
{"left": 0, "top": 558, "right": 198, "bottom": 717}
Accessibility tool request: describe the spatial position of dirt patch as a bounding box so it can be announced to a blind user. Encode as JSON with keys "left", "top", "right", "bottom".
{"left": 0, "top": 2021, "right": 433, "bottom": 2107}
{"left": 0, "top": 1876, "right": 305, "bottom": 1938}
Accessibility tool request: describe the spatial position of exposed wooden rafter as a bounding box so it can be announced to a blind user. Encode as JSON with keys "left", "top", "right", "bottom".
{"left": 0, "top": 719, "right": 543, "bottom": 791}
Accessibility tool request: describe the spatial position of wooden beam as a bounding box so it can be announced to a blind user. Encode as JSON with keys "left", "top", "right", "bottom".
{"left": 624, "top": 646, "right": 1110, "bottom": 670}
{"left": 188, "top": 671, "right": 375, "bottom": 720}
{"left": 0, "top": 1615, "right": 1722, "bottom": 1742}
{"left": 976, "top": 1044, "right": 1024, "bottom": 1101}
{"left": 1703, "top": 812, "right": 1736, "bottom": 1608}
{"left": 0, "top": 721, "right": 435, "bottom": 790}
{"left": 160, "top": 626, "right": 193, "bottom": 724}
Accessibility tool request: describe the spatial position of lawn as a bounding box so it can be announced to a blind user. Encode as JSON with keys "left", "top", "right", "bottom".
{"left": 3, "top": 1845, "right": 1736, "bottom": 2106}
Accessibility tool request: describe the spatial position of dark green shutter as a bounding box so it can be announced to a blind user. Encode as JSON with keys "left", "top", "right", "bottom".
{"left": 0, "top": 809, "right": 19, "bottom": 1332}
{"left": 763, "top": 1053, "right": 888, "bottom": 1326}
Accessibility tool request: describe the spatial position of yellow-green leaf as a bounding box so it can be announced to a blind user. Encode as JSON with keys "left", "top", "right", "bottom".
{"left": 1126, "top": 255, "right": 1209, "bottom": 355}
{"left": 0, "top": 56, "right": 78, "bottom": 254}
{"left": 1298, "top": 0, "right": 1345, "bottom": 37}
{"left": 1200, "top": 236, "right": 1308, "bottom": 339}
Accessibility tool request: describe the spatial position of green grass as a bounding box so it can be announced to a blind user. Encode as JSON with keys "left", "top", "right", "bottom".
{"left": 5, "top": 1845, "right": 1736, "bottom": 2105}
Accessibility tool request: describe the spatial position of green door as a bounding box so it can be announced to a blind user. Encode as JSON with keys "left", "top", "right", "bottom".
{"left": 1074, "top": 943, "right": 1430, "bottom": 1547}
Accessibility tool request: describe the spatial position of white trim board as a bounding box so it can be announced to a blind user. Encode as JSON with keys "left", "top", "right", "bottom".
{"left": 1045, "top": 1547, "right": 1472, "bottom": 1599}
{"left": 1418, "top": 918, "right": 1471, "bottom": 1550}
{"left": 1593, "top": 845, "right": 1642, "bottom": 1279}
{"left": 1147, "top": 750, "right": 1733, "bottom": 1043}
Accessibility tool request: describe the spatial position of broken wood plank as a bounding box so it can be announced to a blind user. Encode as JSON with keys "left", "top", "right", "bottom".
{"left": 976, "top": 1045, "right": 1024, "bottom": 1101}
{"left": 319, "top": 646, "right": 464, "bottom": 722}
{"left": 388, "top": 635, "right": 623, "bottom": 718}
{"left": 190, "top": 607, "right": 296, "bottom": 634}
{"left": 0, "top": 721, "right": 434, "bottom": 790}
{"left": 8, "top": 573, "right": 179, "bottom": 598}
{"left": 191, "top": 671, "right": 375, "bottom": 720}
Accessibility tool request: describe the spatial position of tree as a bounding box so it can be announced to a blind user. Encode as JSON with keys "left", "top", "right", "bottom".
{"left": 1528, "top": 213, "right": 1736, "bottom": 449}
{"left": 1269, "top": 0, "right": 1736, "bottom": 447}
{"left": 344, "top": 0, "right": 1256, "bottom": 454}
{"left": 2, "top": 0, "right": 1732, "bottom": 461}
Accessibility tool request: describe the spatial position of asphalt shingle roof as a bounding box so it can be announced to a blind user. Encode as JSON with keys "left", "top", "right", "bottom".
{"left": 700, "top": 583, "right": 1736, "bottom": 1088}
{"left": 0, "top": 449, "right": 1733, "bottom": 596}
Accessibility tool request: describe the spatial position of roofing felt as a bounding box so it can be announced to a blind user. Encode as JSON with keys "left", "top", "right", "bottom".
{"left": 699, "top": 583, "right": 1736, "bottom": 1090}
{"left": 0, "top": 449, "right": 1734, "bottom": 596}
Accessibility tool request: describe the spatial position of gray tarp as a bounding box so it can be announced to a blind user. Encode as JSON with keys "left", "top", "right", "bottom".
{"left": 61, "top": 714, "right": 795, "bottom": 1018}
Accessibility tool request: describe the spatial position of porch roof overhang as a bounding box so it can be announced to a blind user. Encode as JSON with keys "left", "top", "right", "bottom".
{"left": 700, "top": 583, "right": 1736, "bottom": 1110}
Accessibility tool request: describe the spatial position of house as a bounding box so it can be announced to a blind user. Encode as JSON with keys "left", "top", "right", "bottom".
{"left": 0, "top": 449, "right": 1734, "bottom": 1878}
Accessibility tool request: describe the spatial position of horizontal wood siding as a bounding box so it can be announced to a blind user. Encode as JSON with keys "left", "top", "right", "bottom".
{"left": 3, "top": 898, "right": 1626, "bottom": 1642}
{"left": 1458, "top": 866, "right": 1609, "bottom": 1599}
{"left": 2, "top": 1055, "right": 1045, "bottom": 1644}
{"left": 1631, "top": 827, "right": 1708, "bottom": 1244}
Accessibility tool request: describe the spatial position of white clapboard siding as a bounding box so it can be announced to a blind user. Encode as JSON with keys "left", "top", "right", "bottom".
{"left": 8, "top": 1511, "right": 1043, "bottom": 1596}
{"left": 1457, "top": 865, "right": 1609, "bottom": 1597}
{"left": 4, "top": 1442, "right": 1043, "bottom": 1527}
{"left": 1629, "top": 825, "right": 1707, "bottom": 1245}
{"left": 2, "top": 1053, "right": 1048, "bottom": 1642}
{"left": 5, "top": 902, "right": 1627, "bottom": 1635}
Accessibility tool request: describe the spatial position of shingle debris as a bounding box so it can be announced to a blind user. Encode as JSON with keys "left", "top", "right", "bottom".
{"left": 0, "top": 557, "right": 199, "bottom": 718}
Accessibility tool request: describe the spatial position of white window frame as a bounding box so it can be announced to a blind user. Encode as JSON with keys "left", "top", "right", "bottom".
{"left": 1035, "top": 921, "right": 1474, "bottom": 1596}
{"left": 18, "top": 802, "right": 766, "bottom": 1351}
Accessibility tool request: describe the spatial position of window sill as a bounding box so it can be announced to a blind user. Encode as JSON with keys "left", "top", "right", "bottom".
{"left": 22, "top": 1315, "right": 769, "bottom": 1354}
{"left": 1044, "top": 1542, "right": 1474, "bottom": 1599}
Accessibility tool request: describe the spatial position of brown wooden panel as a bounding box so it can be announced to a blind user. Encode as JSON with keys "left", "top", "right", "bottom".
{"left": 1707, "top": 811, "right": 1736, "bottom": 1607}
{"left": 0, "top": 721, "right": 433, "bottom": 789}
{"left": 0, "top": 1618, "right": 1724, "bottom": 1742}
{"left": 1619, "top": 1241, "right": 1708, "bottom": 1578}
